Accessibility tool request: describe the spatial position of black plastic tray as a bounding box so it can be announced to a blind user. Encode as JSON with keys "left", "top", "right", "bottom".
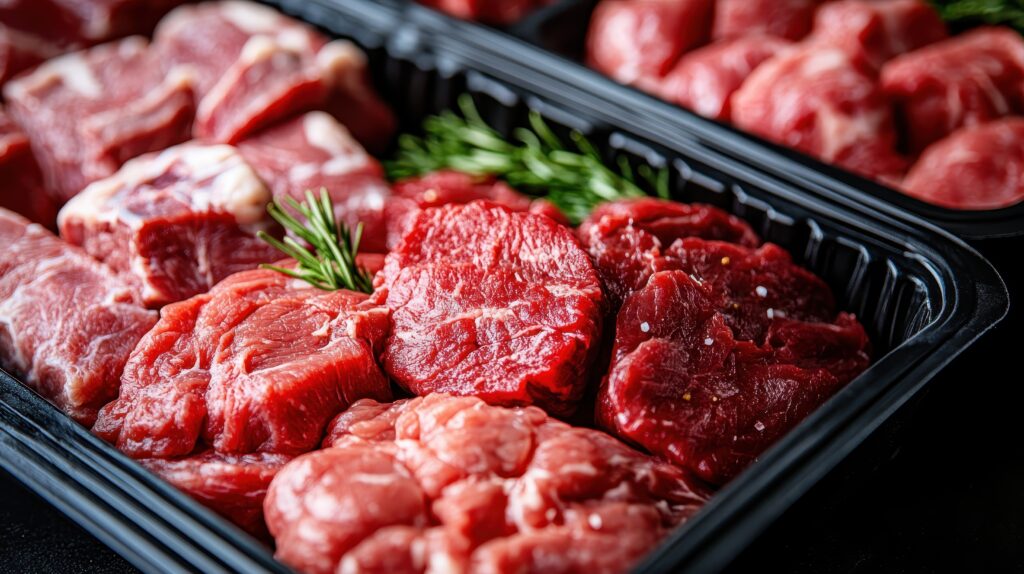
{"left": 0, "top": 0, "right": 1009, "bottom": 572}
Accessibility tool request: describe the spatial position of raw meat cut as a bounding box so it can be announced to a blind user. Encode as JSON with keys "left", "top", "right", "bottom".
{"left": 578, "top": 198, "right": 759, "bottom": 308}
{"left": 881, "top": 27, "right": 1024, "bottom": 154}
{"left": 902, "top": 118, "right": 1024, "bottom": 210}
{"left": 0, "top": 24, "right": 60, "bottom": 85}
{"left": 93, "top": 266, "right": 392, "bottom": 459}
{"left": 58, "top": 143, "right": 282, "bottom": 308}
{"left": 417, "top": 0, "right": 553, "bottom": 24}
{"left": 238, "top": 112, "right": 392, "bottom": 254}
{"left": 376, "top": 201, "right": 605, "bottom": 416}
{"left": 586, "top": 0, "right": 713, "bottom": 85}
{"left": 0, "top": 0, "right": 182, "bottom": 44}
{"left": 155, "top": 1, "right": 395, "bottom": 148}
{"left": 732, "top": 45, "right": 908, "bottom": 183}
{"left": 599, "top": 240, "right": 871, "bottom": 485}
{"left": 0, "top": 208, "right": 156, "bottom": 425}
{"left": 266, "top": 394, "right": 709, "bottom": 574}
{"left": 659, "top": 36, "right": 792, "bottom": 121}
{"left": 0, "top": 108, "right": 57, "bottom": 227}
{"left": 807, "top": 0, "right": 947, "bottom": 70}
{"left": 712, "top": 0, "right": 821, "bottom": 41}
{"left": 3, "top": 37, "right": 195, "bottom": 200}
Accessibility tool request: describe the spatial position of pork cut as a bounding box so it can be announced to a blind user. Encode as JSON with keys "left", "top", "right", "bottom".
{"left": 0, "top": 23, "right": 60, "bottom": 85}
{"left": 0, "top": 108, "right": 57, "bottom": 227}
{"left": 266, "top": 394, "right": 709, "bottom": 574}
{"left": 0, "top": 208, "right": 157, "bottom": 425}
{"left": 881, "top": 27, "right": 1024, "bottom": 154}
{"left": 0, "top": 0, "right": 183, "bottom": 45}
{"left": 599, "top": 239, "right": 871, "bottom": 485}
{"left": 902, "top": 118, "right": 1024, "bottom": 210}
{"left": 376, "top": 201, "right": 604, "bottom": 416}
{"left": 712, "top": 0, "right": 821, "bottom": 42}
{"left": 58, "top": 143, "right": 281, "bottom": 308}
{"left": 3, "top": 37, "right": 195, "bottom": 200}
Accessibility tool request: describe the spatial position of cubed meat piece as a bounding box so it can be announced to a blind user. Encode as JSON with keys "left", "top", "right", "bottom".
{"left": 0, "top": 0, "right": 183, "bottom": 44}
{"left": 599, "top": 240, "right": 871, "bottom": 485}
{"left": 376, "top": 201, "right": 605, "bottom": 417}
{"left": 713, "top": 0, "right": 822, "bottom": 41}
{"left": 586, "top": 0, "right": 713, "bottom": 85}
{"left": 58, "top": 143, "right": 281, "bottom": 307}
{"left": 0, "top": 209, "right": 156, "bottom": 425}
{"left": 238, "top": 112, "right": 392, "bottom": 253}
{"left": 659, "top": 36, "right": 792, "bottom": 121}
{"left": 93, "top": 266, "right": 392, "bottom": 459}
{"left": 881, "top": 27, "right": 1024, "bottom": 154}
{"left": 807, "top": 0, "right": 947, "bottom": 70}
{"left": 0, "top": 23, "right": 61, "bottom": 85}
{"left": 155, "top": 1, "right": 395, "bottom": 148}
{"left": 267, "top": 394, "right": 709, "bottom": 574}
{"left": 3, "top": 37, "right": 195, "bottom": 200}
{"left": 732, "top": 46, "right": 908, "bottom": 183}
{"left": 417, "top": 0, "right": 553, "bottom": 24}
{"left": 0, "top": 108, "right": 57, "bottom": 227}
{"left": 901, "top": 118, "right": 1024, "bottom": 210}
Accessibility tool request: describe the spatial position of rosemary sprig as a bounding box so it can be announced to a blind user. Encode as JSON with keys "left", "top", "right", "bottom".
{"left": 257, "top": 189, "right": 374, "bottom": 293}
{"left": 386, "top": 94, "right": 669, "bottom": 224}
{"left": 930, "top": 0, "right": 1024, "bottom": 32}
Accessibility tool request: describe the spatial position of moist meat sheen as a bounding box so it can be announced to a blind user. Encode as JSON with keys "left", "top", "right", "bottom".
{"left": 265, "top": 394, "right": 709, "bottom": 574}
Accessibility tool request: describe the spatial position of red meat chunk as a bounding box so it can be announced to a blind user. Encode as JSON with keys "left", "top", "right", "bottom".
{"left": 266, "top": 394, "right": 709, "bottom": 574}
{"left": 0, "top": 108, "right": 57, "bottom": 227}
{"left": 0, "top": 24, "right": 60, "bottom": 85}
{"left": 586, "top": 0, "right": 713, "bottom": 85}
{"left": 238, "top": 112, "right": 392, "bottom": 254}
{"left": 376, "top": 201, "right": 605, "bottom": 416}
{"left": 155, "top": 1, "right": 395, "bottom": 148}
{"left": 599, "top": 240, "right": 871, "bottom": 485}
{"left": 712, "top": 0, "right": 822, "bottom": 42}
{"left": 2, "top": 37, "right": 195, "bottom": 201}
{"left": 93, "top": 266, "right": 392, "bottom": 459}
{"left": 417, "top": 0, "right": 553, "bottom": 24}
{"left": 881, "top": 27, "right": 1024, "bottom": 154}
{"left": 0, "top": 0, "right": 183, "bottom": 45}
{"left": 902, "top": 118, "right": 1024, "bottom": 210}
{"left": 732, "top": 45, "right": 908, "bottom": 184}
{"left": 0, "top": 209, "right": 157, "bottom": 425}
{"left": 578, "top": 198, "right": 760, "bottom": 308}
{"left": 659, "top": 36, "right": 792, "bottom": 121}
{"left": 58, "top": 143, "right": 281, "bottom": 308}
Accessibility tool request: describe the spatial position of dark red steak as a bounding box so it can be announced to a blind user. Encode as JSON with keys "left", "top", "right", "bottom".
{"left": 2, "top": 37, "right": 194, "bottom": 200}
{"left": 58, "top": 142, "right": 281, "bottom": 307}
{"left": 712, "top": 0, "right": 822, "bottom": 41}
{"left": 0, "top": 208, "right": 157, "bottom": 425}
{"left": 599, "top": 240, "right": 870, "bottom": 485}
{"left": 266, "top": 394, "right": 709, "bottom": 574}
{"left": 0, "top": 107, "right": 57, "bottom": 227}
{"left": 376, "top": 201, "right": 605, "bottom": 416}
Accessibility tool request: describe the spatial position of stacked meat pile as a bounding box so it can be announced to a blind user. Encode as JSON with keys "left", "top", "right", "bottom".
{"left": 587, "top": 0, "right": 1024, "bottom": 210}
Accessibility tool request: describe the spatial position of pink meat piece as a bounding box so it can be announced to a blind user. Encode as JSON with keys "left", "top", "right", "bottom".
{"left": 0, "top": 208, "right": 157, "bottom": 425}
{"left": 58, "top": 143, "right": 282, "bottom": 308}
{"left": 0, "top": 107, "right": 57, "bottom": 227}
{"left": 2, "top": 37, "right": 195, "bottom": 201}
{"left": 732, "top": 45, "right": 908, "bottom": 183}
{"left": 586, "top": 0, "right": 714, "bottom": 85}
{"left": 417, "top": 0, "right": 554, "bottom": 24}
{"left": 0, "top": 0, "right": 183, "bottom": 44}
{"left": 659, "top": 35, "right": 793, "bottom": 121}
{"left": 0, "top": 23, "right": 61, "bottom": 85}
{"left": 154, "top": 1, "right": 395, "bottom": 148}
{"left": 901, "top": 118, "right": 1024, "bottom": 210}
{"left": 266, "top": 394, "right": 709, "bottom": 574}
{"left": 712, "top": 0, "right": 822, "bottom": 41}
{"left": 881, "top": 27, "right": 1024, "bottom": 154}
{"left": 237, "top": 112, "right": 392, "bottom": 254}
{"left": 375, "top": 201, "right": 605, "bottom": 417}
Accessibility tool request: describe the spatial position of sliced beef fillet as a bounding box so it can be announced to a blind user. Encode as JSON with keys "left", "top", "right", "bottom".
{"left": 0, "top": 23, "right": 60, "bottom": 86}
{"left": 0, "top": 107, "right": 57, "bottom": 227}
{"left": 58, "top": 143, "right": 281, "bottom": 308}
{"left": 0, "top": 0, "right": 183, "bottom": 45}
{"left": 599, "top": 240, "right": 871, "bottom": 485}
{"left": 712, "top": 0, "right": 822, "bottom": 42}
{"left": 2, "top": 37, "right": 195, "bottom": 201}
{"left": 154, "top": 0, "right": 395, "bottom": 148}
{"left": 238, "top": 112, "right": 392, "bottom": 253}
{"left": 375, "top": 201, "right": 605, "bottom": 416}
{"left": 266, "top": 394, "right": 709, "bottom": 574}
{"left": 0, "top": 209, "right": 156, "bottom": 425}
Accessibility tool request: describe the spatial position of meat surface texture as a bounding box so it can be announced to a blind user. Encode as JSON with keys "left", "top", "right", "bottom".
{"left": 3, "top": 37, "right": 195, "bottom": 200}
{"left": 881, "top": 27, "right": 1024, "bottom": 154}
{"left": 266, "top": 394, "right": 709, "bottom": 574}
{"left": 0, "top": 0, "right": 183, "bottom": 45}
{"left": 58, "top": 142, "right": 281, "bottom": 308}
{"left": 238, "top": 112, "right": 392, "bottom": 254}
{"left": 599, "top": 240, "right": 871, "bottom": 485}
{"left": 902, "top": 118, "right": 1024, "bottom": 210}
{"left": 417, "top": 0, "right": 553, "bottom": 24}
{"left": 712, "top": 0, "right": 821, "bottom": 42}
{"left": 0, "top": 107, "right": 57, "bottom": 226}
{"left": 0, "top": 23, "right": 60, "bottom": 86}
{"left": 376, "top": 201, "right": 605, "bottom": 417}
{"left": 0, "top": 209, "right": 156, "bottom": 425}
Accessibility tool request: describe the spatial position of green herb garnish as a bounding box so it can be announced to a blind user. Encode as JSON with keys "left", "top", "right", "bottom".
{"left": 930, "top": 0, "right": 1024, "bottom": 32}
{"left": 257, "top": 189, "right": 374, "bottom": 293}
{"left": 386, "top": 94, "right": 669, "bottom": 224}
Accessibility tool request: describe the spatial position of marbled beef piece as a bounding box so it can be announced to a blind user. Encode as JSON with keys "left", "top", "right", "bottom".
{"left": 0, "top": 107, "right": 57, "bottom": 227}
